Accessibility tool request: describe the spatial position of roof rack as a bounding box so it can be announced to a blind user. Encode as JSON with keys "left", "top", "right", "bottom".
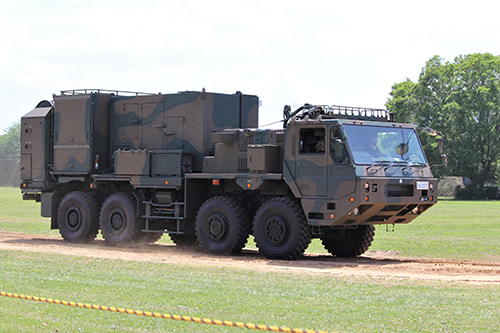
{"left": 283, "top": 104, "right": 390, "bottom": 127}
{"left": 320, "top": 105, "right": 389, "bottom": 120}
{"left": 60, "top": 89, "right": 155, "bottom": 96}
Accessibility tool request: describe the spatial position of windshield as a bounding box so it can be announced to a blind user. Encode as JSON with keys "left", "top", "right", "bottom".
{"left": 342, "top": 124, "right": 427, "bottom": 165}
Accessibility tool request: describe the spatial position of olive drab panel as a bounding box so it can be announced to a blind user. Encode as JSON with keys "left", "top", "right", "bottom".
{"left": 20, "top": 105, "right": 52, "bottom": 181}
{"left": 53, "top": 95, "right": 91, "bottom": 173}
{"left": 122, "top": 103, "right": 139, "bottom": 141}
{"left": 165, "top": 116, "right": 184, "bottom": 150}
{"left": 52, "top": 93, "right": 111, "bottom": 175}
{"left": 140, "top": 102, "right": 166, "bottom": 150}
{"left": 295, "top": 126, "right": 328, "bottom": 196}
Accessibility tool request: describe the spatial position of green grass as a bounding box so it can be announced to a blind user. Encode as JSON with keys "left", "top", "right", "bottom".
{"left": 369, "top": 199, "right": 500, "bottom": 261}
{"left": 1, "top": 186, "right": 500, "bottom": 332}
{"left": 1, "top": 250, "right": 499, "bottom": 333}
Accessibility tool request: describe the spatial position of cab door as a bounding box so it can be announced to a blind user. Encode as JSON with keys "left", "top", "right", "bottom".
{"left": 328, "top": 125, "right": 356, "bottom": 199}
{"left": 295, "top": 126, "right": 328, "bottom": 196}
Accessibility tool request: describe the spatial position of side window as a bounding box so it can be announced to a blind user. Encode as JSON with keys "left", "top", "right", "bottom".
{"left": 330, "top": 127, "right": 348, "bottom": 164}
{"left": 299, "top": 128, "right": 325, "bottom": 154}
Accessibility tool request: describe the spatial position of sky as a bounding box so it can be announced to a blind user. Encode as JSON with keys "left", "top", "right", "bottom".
{"left": 2, "top": 0, "right": 500, "bottom": 132}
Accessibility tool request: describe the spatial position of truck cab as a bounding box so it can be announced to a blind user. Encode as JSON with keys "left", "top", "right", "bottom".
{"left": 284, "top": 106, "right": 437, "bottom": 228}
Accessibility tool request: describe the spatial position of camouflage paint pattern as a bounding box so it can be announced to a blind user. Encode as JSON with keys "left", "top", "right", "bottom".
{"left": 21, "top": 89, "right": 258, "bottom": 192}
{"left": 110, "top": 90, "right": 258, "bottom": 172}
{"left": 20, "top": 88, "right": 436, "bottom": 241}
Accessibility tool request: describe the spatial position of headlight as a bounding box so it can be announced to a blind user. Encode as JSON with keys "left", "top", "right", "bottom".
{"left": 412, "top": 207, "right": 419, "bottom": 214}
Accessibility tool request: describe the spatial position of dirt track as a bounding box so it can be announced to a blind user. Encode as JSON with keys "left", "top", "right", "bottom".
{"left": 1, "top": 231, "right": 500, "bottom": 284}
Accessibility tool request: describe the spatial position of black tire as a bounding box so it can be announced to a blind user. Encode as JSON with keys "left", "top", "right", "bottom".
{"left": 195, "top": 196, "right": 251, "bottom": 254}
{"left": 252, "top": 197, "right": 311, "bottom": 260}
{"left": 99, "top": 193, "right": 142, "bottom": 246}
{"left": 321, "top": 225, "right": 375, "bottom": 257}
{"left": 57, "top": 191, "right": 99, "bottom": 243}
{"left": 169, "top": 234, "right": 198, "bottom": 248}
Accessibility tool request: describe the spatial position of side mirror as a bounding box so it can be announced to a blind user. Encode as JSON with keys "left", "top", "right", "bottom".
{"left": 396, "top": 143, "right": 409, "bottom": 155}
{"left": 334, "top": 139, "right": 344, "bottom": 160}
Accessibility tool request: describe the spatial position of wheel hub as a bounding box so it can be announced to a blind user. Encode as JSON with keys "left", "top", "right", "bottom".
{"left": 265, "top": 217, "right": 286, "bottom": 244}
{"left": 66, "top": 208, "right": 82, "bottom": 230}
{"left": 207, "top": 214, "right": 226, "bottom": 241}
{"left": 110, "top": 211, "right": 124, "bottom": 231}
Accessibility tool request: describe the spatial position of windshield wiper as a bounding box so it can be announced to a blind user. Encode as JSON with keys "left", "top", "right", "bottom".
{"left": 383, "top": 161, "right": 411, "bottom": 170}
{"left": 366, "top": 160, "right": 405, "bottom": 171}
{"left": 403, "top": 162, "right": 427, "bottom": 169}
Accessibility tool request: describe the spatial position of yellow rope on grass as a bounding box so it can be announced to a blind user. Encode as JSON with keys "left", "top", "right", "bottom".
{"left": 1, "top": 291, "right": 336, "bottom": 333}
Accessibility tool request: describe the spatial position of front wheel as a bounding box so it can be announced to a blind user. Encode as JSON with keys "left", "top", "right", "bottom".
{"left": 252, "top": 197, "right": 311, "bottom": 260}
{"left": 195, "top": 196, "right": 251, "bottom": 254}
{"left": 321, "top": 225, "right": 375, "bottom": 257}
{"left": 99, "top": 193, "right": 142, "bottom": 246}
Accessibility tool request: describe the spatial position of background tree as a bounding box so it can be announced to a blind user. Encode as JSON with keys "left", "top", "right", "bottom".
{"left": 386, "top": 53, "right": 500, "bottom": 188}
{"left": 0, "top": 121, "right": 20, "bottom": 159}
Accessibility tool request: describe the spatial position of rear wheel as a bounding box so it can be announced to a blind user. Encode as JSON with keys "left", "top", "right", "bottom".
{"left": 252, "top": 197, "right": 311, "bottom": 260}
{"left": 57, "top": 191, "right": 99, "bottom": 243}
{"left": 195, "top": 196, "right": 251, "bottom": 254}
{"left": 321, "top": 225, "right": 375, "bottom": 257}
{"left": 99, "top": 193, "right": 142, "bottom": 246}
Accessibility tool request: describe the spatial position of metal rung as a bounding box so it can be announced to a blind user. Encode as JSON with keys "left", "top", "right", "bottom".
{"left": 142, "top": 215, "right": 184, "bottom": 220}
{"left": 142, "top": 201, "right": 184, "bottom": 208}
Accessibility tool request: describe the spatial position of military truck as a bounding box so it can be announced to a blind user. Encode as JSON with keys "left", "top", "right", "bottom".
{"left": 20, "top": 89, "right": 441, "bottom": 259}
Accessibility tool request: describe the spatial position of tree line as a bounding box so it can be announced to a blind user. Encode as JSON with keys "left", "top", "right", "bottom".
{"left": 0, "top": 121, "right": 20, "bottom": 160}
{"left": 386, "top": 53, "right": 500, "bottom": 199}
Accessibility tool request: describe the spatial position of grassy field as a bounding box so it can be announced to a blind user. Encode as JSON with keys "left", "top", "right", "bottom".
{"left": 1, "top": 187, "right": 500, "bottom": 332}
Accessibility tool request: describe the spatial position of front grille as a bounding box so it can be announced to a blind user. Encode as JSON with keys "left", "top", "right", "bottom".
{"left": 367, "top": 215, "right": 391, "bottom": 222}
{"left": 394, "top": 218, "right": 406, "bottom": 223}
{"left": 343, "top": 219, "right": 356, "bottom": 225}
{"left": 387, "top": 184, "right": 414, "bottom": 197}
{"left": 381, "top": 204, "right": 406, "bottom": 212}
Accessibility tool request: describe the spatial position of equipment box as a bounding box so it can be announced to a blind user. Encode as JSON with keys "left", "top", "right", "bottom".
{"left": 151, "top": 150, "right": 192, "bottom": 177}
{"left": 114, "top": 150, "right": 150, "bottom": 175}
{"left": 247, "top": 144, "right": 280, "bottom": 173}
